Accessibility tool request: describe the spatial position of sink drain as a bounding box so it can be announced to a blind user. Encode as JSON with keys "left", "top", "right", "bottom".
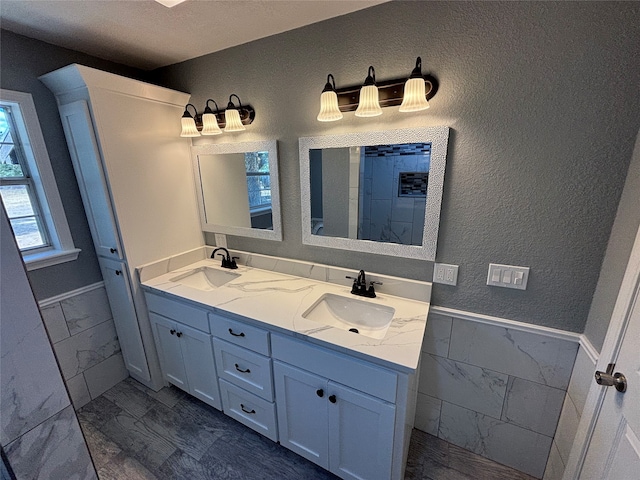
{"left": 348, "top": 328, "right": 359, "bottom": 334}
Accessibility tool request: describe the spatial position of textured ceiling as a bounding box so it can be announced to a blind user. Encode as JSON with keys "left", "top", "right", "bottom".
{"left": 0, "top": 0, "right": 388, "bottom": 71}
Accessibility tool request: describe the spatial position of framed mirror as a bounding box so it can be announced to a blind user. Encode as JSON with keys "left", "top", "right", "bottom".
{"left": 299, "top": 127, "right": 449, "bottom": 260}
{"left": 191, "top": 140, "right": 282, "bottom": 241}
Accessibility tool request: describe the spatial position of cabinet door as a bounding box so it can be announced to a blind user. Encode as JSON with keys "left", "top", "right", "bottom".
{"left": 273, "top": 361, "right": 329, "bottom": 468}
{"left": 328, "top": 382, "right": 396, "bottom": 480}
{"left": 180, "top": 324, "right": 221, "bottom": 410}
{"left": 100, "top": 257, "right": 151, "bottom": 382}
{"left": 59, "top": 101, "right": 122, "bottom": 259}
{"left": 149, "top": 313, "right": 188, "bottom": 390}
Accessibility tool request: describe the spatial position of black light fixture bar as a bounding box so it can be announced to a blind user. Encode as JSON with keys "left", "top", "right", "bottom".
{"left": 193, "top": 105, "right": 256, "bottom": 129}
{"left": 334, "top": 74, "right": 439, "bottom": 112}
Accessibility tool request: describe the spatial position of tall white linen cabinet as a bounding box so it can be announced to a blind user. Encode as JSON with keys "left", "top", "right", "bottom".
{"left": 40, "top": 65, "right": 203, "bottom": 390}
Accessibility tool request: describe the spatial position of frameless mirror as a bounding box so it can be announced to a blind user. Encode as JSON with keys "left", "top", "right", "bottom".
{"left": 299, "top": 127, "right": 449, "bottom": 260}
{"left": 191, "top": 140, "right": 282, "bottom": 241}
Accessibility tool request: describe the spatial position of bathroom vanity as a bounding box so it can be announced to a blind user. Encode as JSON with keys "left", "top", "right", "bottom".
{"left": 139, "top": 248, "right": 430, "bottom": 480}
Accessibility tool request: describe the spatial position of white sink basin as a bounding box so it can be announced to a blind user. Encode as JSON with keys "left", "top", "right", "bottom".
{"left": 169, "top": 266, "right": 240, "bottom": 291}
{"left": 302, "top": 293, "right": 394, "bottom": 340}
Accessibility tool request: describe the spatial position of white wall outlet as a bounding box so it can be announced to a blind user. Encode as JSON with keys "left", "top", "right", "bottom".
{"left": 487, "top": 263, "right": 530, "bottom": 290}
{"left": 433, "top": 263, "right": 459, "bottom": 286}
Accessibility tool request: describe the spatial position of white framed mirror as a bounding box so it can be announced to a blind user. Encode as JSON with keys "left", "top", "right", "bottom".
{"left": 299, "top": 127, "right": 449, "bottom": 260}
{"left": 191, "top": 140, "right": 282, "bottom": 241}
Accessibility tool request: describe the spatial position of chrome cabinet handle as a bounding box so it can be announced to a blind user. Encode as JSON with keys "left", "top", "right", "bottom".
{"left": 595, "top": 363, "right": 627, "bottom": 393}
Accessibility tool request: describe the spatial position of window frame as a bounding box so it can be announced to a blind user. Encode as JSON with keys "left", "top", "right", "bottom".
{"left": 0, "top": 89, "right": 79, "bottom": 270}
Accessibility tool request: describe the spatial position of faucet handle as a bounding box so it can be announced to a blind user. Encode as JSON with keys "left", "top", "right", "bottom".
{"left": 229, "top": 256, "right": 239, "bottom": 269}
{"left": 369, "top": 281, "right": 383, "bottom": 286}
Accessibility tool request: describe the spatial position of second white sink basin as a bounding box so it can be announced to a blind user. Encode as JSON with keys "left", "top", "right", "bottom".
{"left": 169, "top": 266, "right": 240, "bottom": 291}
{"left": 302, "top": 293, "right": 394, "bottom": 340}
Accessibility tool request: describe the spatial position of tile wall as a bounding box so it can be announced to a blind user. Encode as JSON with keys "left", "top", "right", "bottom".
{"left": 40, "top": 285, "right": 129, "bottom": 409}
{"left": 415, "top": 312, "right": 579, "bottom": 479}
{"left": 1, "top": 207, "right": 96, "bottom": 479}
{"left": 542, "top": 343, "right": 597, "bottom": 479}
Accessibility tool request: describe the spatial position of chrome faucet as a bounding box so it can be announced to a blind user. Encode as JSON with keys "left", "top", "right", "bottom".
{"left": 211, "top": 247, "right": 238, "bottom": 269}
{"left": 346, "top": 269, "right": 382, "bottom": 298}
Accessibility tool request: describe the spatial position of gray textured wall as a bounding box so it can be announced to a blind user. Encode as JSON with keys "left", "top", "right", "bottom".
{"left": 0, "top": 30, "right": 147, "bottom": 300}
{"left": 155, "top": 1, "right": 640, "bottom": 333}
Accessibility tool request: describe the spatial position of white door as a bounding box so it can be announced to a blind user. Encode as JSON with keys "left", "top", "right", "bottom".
{"left": 59, "top": 101, "right": 123, "bottom": 260}
{"left": 149, "top": 313, "right": 188, "bottom": 390}
{"left": 100, "top": 257, "right": 150, "bottom": 382}
{"left": 328, "top": 382, "right": 396, "bottom": 480}
{"left": 181, "top": 324, "right": 221, "bottom": 410}
{"left": 273, "top": 361, "right": 329, "bottom": 468}
{"left": 570, "top": 226, "right": 640, "bottom": 479}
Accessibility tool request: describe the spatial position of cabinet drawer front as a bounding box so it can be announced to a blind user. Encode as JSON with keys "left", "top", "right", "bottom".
{"left": 145, "top": 293, "right": 209, "bottom": 333}
{"left": 219, "top": 379, "right": 278, "bottom": 442}
{"left": 213, "top": 338, "right": 273, "bottom": 401}
{"left": 210, "top": 314, "right": 269, "bottom": 355}
{"left": 271, "top": 335, "right": 397, "bottom": 403}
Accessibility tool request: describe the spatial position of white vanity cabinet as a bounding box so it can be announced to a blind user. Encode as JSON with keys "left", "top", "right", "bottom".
{"left": 141, "top": 286, "right": 419, "bottom": 480}
{"left": 211, "top": 314, "right": 278, "bottom": 441}
{"left": 146, "top": 294, "right": 221, "bottom": 410}
{"left": 272, "top": 334, "right": 401, "bottom": 480}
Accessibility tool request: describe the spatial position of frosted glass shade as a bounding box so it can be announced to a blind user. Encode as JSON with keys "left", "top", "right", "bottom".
{"left": 317, "top": 90, "right": 343, "bottom": 122}
{"left": 201, "top": 112, "right": 222, "bottom": 135}
{"left": 180, "top": 116, "right": 200, "bottom": 137}
{"left": 224, "top": 108, "right": 245, "bottom": 132}
{"left": 355, "top": 85, "right": 382, "bottom": 117}
{"left": 399, "top": 77, "right": 430, "bottom": 112}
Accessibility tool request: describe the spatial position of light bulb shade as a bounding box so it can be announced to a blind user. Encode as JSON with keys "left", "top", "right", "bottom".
{"left": 355, "top": 85, "right": 382, "bottom": 117}
{"left": 399, "top": 77, "right": 430, "bottom": 112}
{"left": 224, "top": 108, "right": 245, "bottom": 132}
{"left": 201, "top": 112, "right": 222, "bottom": 135}
{"left": 317, "top": 90, "right": 343, "bottom": 122}
{"left": 180, "top": 116, "right": 200, "bottom": 137}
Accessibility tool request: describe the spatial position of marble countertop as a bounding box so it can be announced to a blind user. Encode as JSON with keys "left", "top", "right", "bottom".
{"left": 140, "top": 259, "right": 429, "bottom": 373}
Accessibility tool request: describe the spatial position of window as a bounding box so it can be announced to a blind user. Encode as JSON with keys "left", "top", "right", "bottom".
{"left": 0, "top": 89, "right": 79, "bottom": 270}
{"left": 244, "top": 151, "right": 271, "bottom": 213}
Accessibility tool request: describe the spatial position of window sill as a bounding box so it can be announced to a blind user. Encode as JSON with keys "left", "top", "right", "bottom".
{"left": 24, "top": 248, "right": 81, "bottom": 271}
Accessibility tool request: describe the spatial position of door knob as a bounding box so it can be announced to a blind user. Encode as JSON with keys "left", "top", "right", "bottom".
{"left": 595, "top": 363, "right": 627, "bottom": 393}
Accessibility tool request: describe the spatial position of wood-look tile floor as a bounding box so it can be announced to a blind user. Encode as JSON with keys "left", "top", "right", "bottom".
{"left": 78, "top": 378, "right": 537, "bottom": 480}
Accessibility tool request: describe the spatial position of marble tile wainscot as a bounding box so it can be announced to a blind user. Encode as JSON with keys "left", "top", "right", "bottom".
{"left": 1, "top": 208, "right": 96, "bottom": 479}
{"left": 39, "top": 282, "right": 129, "bottom": 409}
{"left": 416, "top": 307, "right": 581, "bottom": 479}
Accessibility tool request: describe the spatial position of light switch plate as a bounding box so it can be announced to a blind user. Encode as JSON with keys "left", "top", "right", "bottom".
{"left": 433, "top": 263, "right": 458, "bottom": 286}
{"left": 487, "top": 263, "right": 529, "bottom": 290}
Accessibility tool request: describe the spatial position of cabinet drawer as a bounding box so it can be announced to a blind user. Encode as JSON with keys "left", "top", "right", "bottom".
{"left": 219, "top": 379, "right": 278, "bottom": 442}
{"left": 210, "top": 314, "right": 270, "bottom": 355}
{"left": 271, "top": 334, "right": 397, "bottom": 403}
{"left": 145, "top": 293, "right": 209, "bottom": 333}
{"left": 213, "top": 338, "right": 273, "bottom": 401}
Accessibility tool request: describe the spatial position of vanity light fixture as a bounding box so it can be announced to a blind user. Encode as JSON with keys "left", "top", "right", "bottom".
{"left": 317, "top": 57, "right": 438, "bottom": 122}
{"left": 355, "top": 66, "right": 383, "bottom": 117}
{"left": 224, "top": 94, "right": 246, "bottom": 132}
{"left": 180, "top": 103, "right": 200, "bottom": 137}
{"left": 179, "top": 96, "right": 256, "bottom": 137}
{"left": 399, "top": 57, "right": 430, "bottom": 112}
{"left": 201, "top": 99, "right": 222, "bottom": 135}
{"left": 317, "top": 74, "right": 343, "bottom": 122}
